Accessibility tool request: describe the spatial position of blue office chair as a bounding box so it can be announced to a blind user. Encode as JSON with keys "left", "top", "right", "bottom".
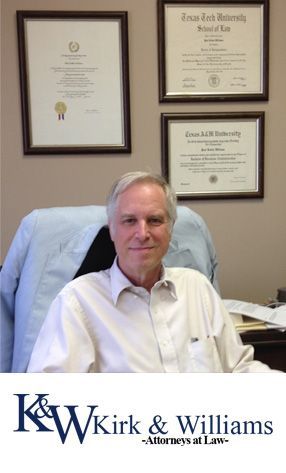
{"left": 0, "top": 205, "right": 219, "bottom": 372}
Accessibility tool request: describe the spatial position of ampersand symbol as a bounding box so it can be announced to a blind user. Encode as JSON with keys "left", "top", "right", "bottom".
{"left": 35, "top": 396, "right": 54, "bottom": 419}
{"left": 149, "top": 415, "right": 168, "bottom": 435}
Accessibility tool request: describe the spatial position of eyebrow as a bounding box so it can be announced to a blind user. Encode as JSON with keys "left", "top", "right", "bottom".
{"left": 120, "top": 212, "right": 166, "bottom": 218}
{"left": 120, "top": 213, "right": 136, "bottom": 219}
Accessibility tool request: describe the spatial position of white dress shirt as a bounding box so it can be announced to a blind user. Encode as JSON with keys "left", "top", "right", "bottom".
{"left": 27, "top": 260, "right": 271, "bottom": 373}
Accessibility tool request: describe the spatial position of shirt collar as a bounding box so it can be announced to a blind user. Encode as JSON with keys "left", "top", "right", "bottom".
{"left": 110, "top": 258, "right": 134, "bottom": 304}
{"left": 110, "top": 258, "right": 178, "bottom": 304}
{"left": 154, "top": 266, "right": 178, "bottom": 300}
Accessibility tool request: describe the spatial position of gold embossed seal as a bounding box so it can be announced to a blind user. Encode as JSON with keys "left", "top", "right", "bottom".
{"left": 55, "top": 102, "right": 67, "bottom": 120}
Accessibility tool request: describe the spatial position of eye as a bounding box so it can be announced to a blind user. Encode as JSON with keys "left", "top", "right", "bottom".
{"left": 148, "top": 216, "right": 165, "bottom": 226}
{"left": 121, "top": 217, "right": 136, "bottom": 225}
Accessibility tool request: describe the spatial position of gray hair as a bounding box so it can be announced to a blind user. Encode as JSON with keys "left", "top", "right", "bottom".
{"left": 106, "top": 171, "right": 177, "bottom": 228}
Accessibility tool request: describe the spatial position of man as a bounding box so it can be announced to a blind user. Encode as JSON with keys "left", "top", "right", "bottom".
{"left": 27, "top": 171, "right": 273, "bottom": 372}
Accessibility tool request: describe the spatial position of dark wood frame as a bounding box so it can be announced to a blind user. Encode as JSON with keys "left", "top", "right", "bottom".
{"left": 157, "top": 0, "right": 269, "bottom": 102}
{"left": 161, "top": 111, "right": 264, "bottom": 199}
{"left": 242, "top": 329, "right": 286, "bottom": 372}
{"left": 17, "top": 10, "right": 131, "bottom": 154}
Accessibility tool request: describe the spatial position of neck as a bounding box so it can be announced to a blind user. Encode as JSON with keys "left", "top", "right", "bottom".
{"left": 118, "top": 261, "right": 162, "bottom": 292}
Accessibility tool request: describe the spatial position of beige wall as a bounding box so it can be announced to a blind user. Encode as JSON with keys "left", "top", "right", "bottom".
{"left": 1, "top": 0, "right": 286, "bottom": 303}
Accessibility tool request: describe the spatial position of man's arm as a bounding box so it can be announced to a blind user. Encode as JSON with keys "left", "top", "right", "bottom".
{"left": 27, "top": 286, "right": 96, "bottom": 373}
{"left": 211, "top": 291, "right": 277, "bottom": 372}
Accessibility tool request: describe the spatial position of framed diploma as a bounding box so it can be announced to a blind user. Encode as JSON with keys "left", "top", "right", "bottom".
{"left": 17, "top": 11, "right": 131, "bottom": 154}
{"left": 158, "top": 0, "right": 269, "bottom": 102}
{"left": 161, "top": 112, "right": 264, "bottom": 199}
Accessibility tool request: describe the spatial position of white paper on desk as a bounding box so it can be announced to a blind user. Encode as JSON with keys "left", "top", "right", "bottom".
{"left": 223, "top": 299, "right": 286, "bottom": 327}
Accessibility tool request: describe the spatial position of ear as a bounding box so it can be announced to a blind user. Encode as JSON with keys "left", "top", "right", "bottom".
{"left": 108, "top": 221, "right": 115, "bottom": 242}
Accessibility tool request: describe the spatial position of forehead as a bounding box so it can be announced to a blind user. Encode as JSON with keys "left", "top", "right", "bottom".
{"left": 116, "top": 182, "right": 168, "bottom": 215}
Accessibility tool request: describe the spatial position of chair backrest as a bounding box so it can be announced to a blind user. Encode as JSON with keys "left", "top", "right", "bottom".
{"left": 0, "top": 205, "right": 219, "bottom": 372}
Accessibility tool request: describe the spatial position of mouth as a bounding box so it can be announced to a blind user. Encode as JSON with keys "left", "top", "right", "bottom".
{"left": 129, "top": 246, "right": 155, "bottom": 251}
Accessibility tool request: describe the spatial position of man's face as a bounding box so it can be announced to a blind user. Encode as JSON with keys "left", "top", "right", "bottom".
{"left": 109, "top": 182, "right": 172, "bottom": 285}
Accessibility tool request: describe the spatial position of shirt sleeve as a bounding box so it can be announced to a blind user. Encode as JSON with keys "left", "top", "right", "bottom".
{"left": 206, "top": 285, "right": 276, "bottom": 372}
{"left": 27, "top": 288, "right": 97, "bottom": 373}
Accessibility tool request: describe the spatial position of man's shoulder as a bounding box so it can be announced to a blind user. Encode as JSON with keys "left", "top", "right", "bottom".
{"left": 165, "top": 266, "right": 210, "bottom": 284}
{"left": 165, "top": 265, "right": 205, "bottom": 277}
{"left": 61, "top": 268, "right": 112, "bottom": 295}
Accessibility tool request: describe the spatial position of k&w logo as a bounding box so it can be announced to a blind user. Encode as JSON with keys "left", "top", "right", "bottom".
{"left": 14, "top": 394, "right": 141, "bottom": 444}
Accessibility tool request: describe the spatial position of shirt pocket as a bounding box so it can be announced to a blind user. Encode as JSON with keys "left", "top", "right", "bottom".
{"left": 185, "top": 337, "right": 223, "bottom": 373}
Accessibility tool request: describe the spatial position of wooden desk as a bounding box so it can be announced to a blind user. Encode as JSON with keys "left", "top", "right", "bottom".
{"left": 241, "top": 329, "right": 286, "bottom": 372}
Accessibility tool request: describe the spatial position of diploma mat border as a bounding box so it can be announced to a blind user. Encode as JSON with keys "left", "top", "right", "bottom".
{"left": 161, "top": 111, "right": 264, "bottom": 199}
{"left": 157, "top": 0, "right": 269, "bottom": 102}
{"left": 17, "top": 10, "right": 132, "bottom": 154}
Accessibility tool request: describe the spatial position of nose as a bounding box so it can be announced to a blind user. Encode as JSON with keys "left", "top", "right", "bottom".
{"left": 135, "top": 220, "right": 150, "bottom": 240}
